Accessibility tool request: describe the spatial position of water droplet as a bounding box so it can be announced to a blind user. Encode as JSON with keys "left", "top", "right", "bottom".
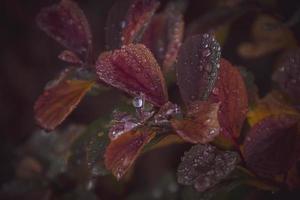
{"left": 132, "top": 96, "right": 144, "bottom": 108}
{"left": 203, "top": 33, "right": 209, "bottom": 38}
{"left": 86, "top": 179, "right": 95, "bottom": 190}
{"left": 120, "top": 21, "right": 126, "bottom": 28}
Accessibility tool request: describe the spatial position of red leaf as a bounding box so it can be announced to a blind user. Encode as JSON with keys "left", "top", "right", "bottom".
{"left": 37, "top": 0, "right": 92, "bottom": 59}
{"left": 104, "top": 128, "right": 155, "bottom": 179}
{"left": 209, "top": 58, "right": 248, "bottom": 139}
{"left": 243, "top": 115, "right": 300, "bottom": 178}
{"left": 177, "top": 144, "right": 240, "bottom": 192}
{"left": 96, "top": 44, "right": 168, "bottom": 107}
{"left": 34, "top": 80, "right": 94, "bottom": 131}
{"left": 273, "top": 48, "right": 300, "bottom": 103}
{"left": 142, "top": 3, "right": 184, "bottom": 72}
{"left": 105, "top": 0, "right": 160, "bottom": 50}
{"left": 171, "top": 101, "right": 220, "bottom": 144}
{"left": 175, "top": 34, "right": 221, "bottom": 106}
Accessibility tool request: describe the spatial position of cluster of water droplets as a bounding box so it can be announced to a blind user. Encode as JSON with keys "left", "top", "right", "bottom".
{"left": 177, "top": 144, "right": 240, "bottom": 192}
{"left": 200, "top": 33, "right": 221, "bottom": 99}
{"left": 153, "top": 102, "right": 181, "bottom": 125}
{"left": 108, "top": 111, "right": 139, "bottom": 140}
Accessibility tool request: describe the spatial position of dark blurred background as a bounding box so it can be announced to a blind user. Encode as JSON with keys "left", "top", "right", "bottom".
{"left": 1, "top": 0, "right": 300, "bottom": 199}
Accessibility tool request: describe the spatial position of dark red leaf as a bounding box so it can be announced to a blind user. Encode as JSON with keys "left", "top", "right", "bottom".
{"left": 171, "top": 101, "right": 220, "bottom": 144}
{"left": 96, "top": 44, "right": 168, "bottom": 107}
{"left": 105, "top": 0, "right": 160, "bottom": 50}
{"left": 104, "top": 128, "right": 155, "bottom": 179}
{"left": 243, "top": 115, "right": 300, "bottom": 178}
{"left": 209, "top": 58, "right": 248, "bottom": 139}
{"left": 34, "top": 80, "right": 94, "bottom": 131}
{"left": 273, "top": 48, "right": 300, "bottom": 103}
{"left": 177, "top": 144, "right": 240, "bottom": 192}
{"left": 175, "top": 33, "right": 221, "bottom": 106}
{"left": 142, "top": 3, "right": 184, "bottom": 73}
{"left": 37, "top": 0, "right": 92, "bottom": 59}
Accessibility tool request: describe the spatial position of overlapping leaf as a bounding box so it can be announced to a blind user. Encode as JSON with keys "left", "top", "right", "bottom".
{"left": 175, "top": 33, "right": 221, "bottom": 105}
{"left": 247, "top": 91, "right": 299, "bottom": 126}
{"left": 171, "top": 101, "right": 220, "bottom": 144}
{"left": 96, "top": 44, "right": 168, "bottom": 106}
{"left": 177, "top": 144, "right": 240, "bottom": 192}
{"left": 209, "top": 58, "right": 248, "bottom": 139}
{"left": 243, "top": 115, "right": 300, "bottom": 178}
{"left": 142, "top": 2, "right": 184, "bottom": 73}
{"left": 105, "top": 0, "right": 160, "bottom": 50}
{"left": 104, "top": 128, "right": 155, "bottom": 179}
{"left": 34, "top": 80, "right": 94, "bottom": 130}
{"left": 273, "top": 48, "right": 300, "bottom": 103}
{"left": 37, "top": 0, "right": 92, "bottom": 59}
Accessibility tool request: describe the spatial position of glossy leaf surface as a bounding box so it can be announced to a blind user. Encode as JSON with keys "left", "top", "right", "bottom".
{"left": 171, "top": 101, "right": 220, "bottom": 144}
{"left": 243, "top": 115, "right": 300, "bottom": 178}
{"left": 209, "top": 58, "right": 248, "bottom": 139}
{"left": 175, "top": 34, "right": 221, "bottom": 105}
{"left": 34, "top": 80, "right": 94, "bottom": 130}
{"left": 96, "top": 44, "right": 168, "bottom": 106}
{"left": 104, "top": 128, "right": 155, "bottom": 179}
{"left": 177, "top": 144, "right": 240, "bottom": 192}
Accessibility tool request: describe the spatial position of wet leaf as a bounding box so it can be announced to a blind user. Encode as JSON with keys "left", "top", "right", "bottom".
{"left": 58, "top": 50, "right": 83, "bottom": 65}
{"left": 175, "top": 33, "right": 221, "bottom": 105}
{"left": 108, "top": 111, "right": 139, "bottom": 140}
{"left": 238, "top": 14, "right": 296, "bottom": 59}
{"left": 153, "top": 102, "right": 181, "bottom": 125}
{"left": 209, "top": 58, "right": 248, "bottom": 140}
{"left": 142, "top": 2, "right": 184, "bottom": 73}
{"left": 105, "top": 0, "right": 160, "bottom": 50}
{"left": 68, "top": 118, "right": 111, "bottom": 177}
{"left": 177, "top": 144, "right": 240, "bottom": 192}
{"left": 273, "top": 48, "right": 300, "bottom": 103}
{"left": 247, "top": 91, "right": 299, "bottom": 126}
{"left": 243, "top": 115, "right": 300, "bottom": 178}
{"left": 34, "top": 80, "right": 94, "bottom": 130}
{"left": 104, "top": 128, "right": 155, "bottom": 180}
{"left": 96, "top": 44, "right": 168, "bottom": 106}
{"left": 37, "top": 0, "right": 92, "bottom": 59}
{"left": 171, "top": 101, "right": 220, "bottom": 144}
